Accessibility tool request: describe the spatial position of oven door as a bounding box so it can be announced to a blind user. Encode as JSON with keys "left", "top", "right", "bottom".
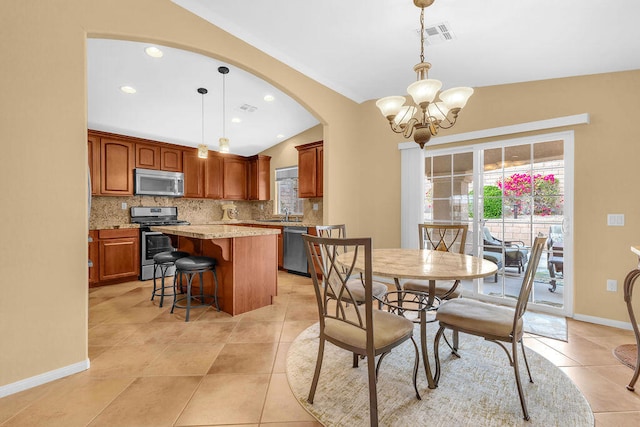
{"left": 140, "top": 230, "right": 175, "bottom": 280}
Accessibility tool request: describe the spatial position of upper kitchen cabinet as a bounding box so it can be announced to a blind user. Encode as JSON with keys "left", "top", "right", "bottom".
{"left": 88, "top": 134, "right": 101, "bottom": 195}
{"left": 223, "top": 156, "right": 248, "bottom": 200}
{"left": 183, "top": 149, "right": 205, "bottom": 198}
{"left": 100, "top": 137, "right": 135, "bottom": 195}
{"left": 247, "top": 155, "right": 271, "bottom": 201}
{"left": 161, "top": 147, "right": 183, "bottom": 172}
{"left": 296, "top": 140, "right": 323, "bottom": 198}
{"left": 205, "top": 152, "right": 224, "bottom": 199}
{"left": 135, "top": 143, "right": 160, "bottom": 170}
{"left": 135, "top": 143, "right": 183, "bottom": 172}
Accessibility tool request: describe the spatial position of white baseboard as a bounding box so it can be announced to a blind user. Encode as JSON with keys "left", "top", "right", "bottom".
{"left": 572, "top": 313, "right": 634, "bottom": 331}
{"left": 0, "top": 359, "right": 90, "bottom": 398}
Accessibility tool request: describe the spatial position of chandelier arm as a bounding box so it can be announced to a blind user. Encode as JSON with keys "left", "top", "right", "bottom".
{"left": 402, "top": 118, "right": 419, "bottom": 139}
{"left": 436, "top": 114, "right": 457, "bottom": 129}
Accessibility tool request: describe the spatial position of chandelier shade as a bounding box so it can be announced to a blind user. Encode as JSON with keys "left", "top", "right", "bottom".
{"left": 376, "top": 0, "right": 473, "bottom": 149}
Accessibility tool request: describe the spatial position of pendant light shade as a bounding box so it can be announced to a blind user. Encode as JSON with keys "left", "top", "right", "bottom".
{"left": 197, "top": 87, "right": 208, "bottom": 159}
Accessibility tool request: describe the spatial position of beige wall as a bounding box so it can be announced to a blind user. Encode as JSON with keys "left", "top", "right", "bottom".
{"left": 2, "top": 0, "right": 640, "bottom": 391}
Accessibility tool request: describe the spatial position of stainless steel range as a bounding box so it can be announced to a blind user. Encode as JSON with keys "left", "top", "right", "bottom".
{"left": 130, "top": 206, "right": 190, "bottom": 280}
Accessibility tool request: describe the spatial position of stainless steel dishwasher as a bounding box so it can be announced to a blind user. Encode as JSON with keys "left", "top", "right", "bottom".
{"left": 283, "top": 226, "right": 309, "bottom": 275}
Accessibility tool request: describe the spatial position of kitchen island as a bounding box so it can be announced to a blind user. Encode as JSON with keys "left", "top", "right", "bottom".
{"left": 150, "top": 224, "right": 280, "bottom": 316}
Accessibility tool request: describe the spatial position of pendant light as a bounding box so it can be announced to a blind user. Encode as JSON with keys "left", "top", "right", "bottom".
{"left": 197, "top": 87, "right": 208, "bottom": 159}
{"left": 218, "top": 66, "right": 230, "bottom": 153}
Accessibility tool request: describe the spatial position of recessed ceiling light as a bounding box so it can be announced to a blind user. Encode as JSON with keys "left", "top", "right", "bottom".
{"left": 231, "top": 117, "right": 241, "bottom": 123}
{"left": 263, "top": 94, "right": 275, "bottom": 102}
{"left": 145, "top": 46, "right": 163, "bottom": 58}
{"left": 277, "top": 134, "right": 285, "bottom": 139}
{"left": 120, "top": 85, "right": 137, "bottom": 94}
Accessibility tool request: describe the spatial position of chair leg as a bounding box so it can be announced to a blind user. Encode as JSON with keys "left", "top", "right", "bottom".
{"left": 512, "top": 340, "right": 530, "bottom": 420}
{"left": 520, "top": 339, "right": 534, "bottom": 383}
{"left": 353, "top": 352, "right": 359, "bottom": 368}
{"left": 410, "top": 337, "right": 422, "bottom": 400}
{"left": 307, "top": 337, "right": 325, "bottom": 404}
{"left": 151, "top": 263, "right": 158, "bottom": 301}
{"left": 366, "top": 347, "right": 379, "bottom": 427}
{"left": 433, "top": 325, "right": 447, "bottom": 385}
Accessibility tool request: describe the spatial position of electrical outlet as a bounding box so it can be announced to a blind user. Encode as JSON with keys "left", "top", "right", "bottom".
{"left": 313, "top": 203, "right": 319, "bottom": 211}
{"left": 121, "top": 202, "right": 127, "bottom": 210}
{"left": 606, "top": 279, "right": 617, "bottom": 292}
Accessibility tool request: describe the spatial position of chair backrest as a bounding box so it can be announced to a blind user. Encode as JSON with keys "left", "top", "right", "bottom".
{"left": 513, "top": 236, "right": 548, "bottom": 327}
{"left": 419, "top": 223, "right": 468, "bottom": 254}
{"left": 316, "top": 224, "right": 347, "bottom": 239}
{"left": 303, "top": 234, "right": 373, "bottom": 335}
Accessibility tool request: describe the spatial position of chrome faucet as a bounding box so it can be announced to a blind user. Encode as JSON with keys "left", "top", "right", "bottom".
{"left": 283, "top": 207, "right": 289, "bottom": 222}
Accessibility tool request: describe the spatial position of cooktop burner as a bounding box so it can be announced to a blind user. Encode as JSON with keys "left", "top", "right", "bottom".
{"left": 130, "top": 206, "right": 189, "bottom": 226}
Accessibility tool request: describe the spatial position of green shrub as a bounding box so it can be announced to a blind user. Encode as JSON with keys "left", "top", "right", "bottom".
{"left": 469, "top": 185, "right": 503, "bottom": 218}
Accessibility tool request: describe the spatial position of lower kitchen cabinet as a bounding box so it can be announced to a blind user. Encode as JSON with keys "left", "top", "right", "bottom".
{"left": 96, "top": 229, "right": 140, "bottom": 284}
{"left": 88, "top": 230, "right": 99, "bottom": 285}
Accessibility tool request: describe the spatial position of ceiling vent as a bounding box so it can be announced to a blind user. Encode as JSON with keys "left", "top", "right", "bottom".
{"left": 239, "top": 104, "right": 257, "bottom": 112}
{"left": 421, "top": 22, "right": 456, "bottom": 45}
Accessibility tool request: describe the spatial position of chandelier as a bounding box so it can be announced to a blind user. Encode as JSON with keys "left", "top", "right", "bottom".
{"left": 376, "top": 0, "right": 473, "bottom": 149}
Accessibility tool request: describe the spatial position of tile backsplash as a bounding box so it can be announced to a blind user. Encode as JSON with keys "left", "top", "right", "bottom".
{"left": 90, "top": 196, "right": 322, "bottom": 229}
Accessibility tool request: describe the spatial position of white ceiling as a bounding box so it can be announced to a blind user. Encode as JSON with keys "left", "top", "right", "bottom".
{"left": 88, "top": 0, "right": 640, "bottom": 156}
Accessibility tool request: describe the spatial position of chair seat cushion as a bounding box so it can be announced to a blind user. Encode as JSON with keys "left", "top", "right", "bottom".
{"left": 175, "top": 256, "right": 217, "bottom": 271}
{"left": 402, "top": 280, "right": 461, "bottom": 299}
{"left": 344, "top": 278, "right": 388, "bottom": 302}
{"left": 324, "top": 310, "right": 413, "bottom": 351}
{"left": 154, "top": 251, "right": 190, "bottom": 264}
{"left": 436, "top": 298, "right": 521, "bottom": 339}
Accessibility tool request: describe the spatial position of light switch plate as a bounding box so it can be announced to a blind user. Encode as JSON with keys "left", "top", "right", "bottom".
{"left": 607, "top": 279, "right": 617, "bottom": 292}
{"left": 121, "top": 202, "right": 127, "bottom": 210}
{"left": 313, "top": 203, "right": 318, "bottom": 211}
{"left": 607, "top": 214, "right": 624, "bottom": 226}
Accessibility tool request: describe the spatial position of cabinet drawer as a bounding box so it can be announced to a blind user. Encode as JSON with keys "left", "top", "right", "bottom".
{"left": 98, "top": 228, "right": 139, "bottom": 239}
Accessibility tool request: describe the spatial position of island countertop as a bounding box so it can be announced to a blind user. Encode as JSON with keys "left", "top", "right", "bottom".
{"left": 150, "top": 224, "right": 281, "bottom": 239}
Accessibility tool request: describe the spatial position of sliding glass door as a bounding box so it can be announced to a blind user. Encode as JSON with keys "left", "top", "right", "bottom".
{"left": 421, "top": 132, "right": 573, "bottom": 316}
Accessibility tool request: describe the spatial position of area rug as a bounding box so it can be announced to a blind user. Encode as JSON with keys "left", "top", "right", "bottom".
{"left": 523, "top": 311, "right": 568, "bottom": 342}
{"left": 287, "top": 323, "right": 593, "bottom": 426}
{"left": 614, "top": 344, "right": 638, "bottom": 370}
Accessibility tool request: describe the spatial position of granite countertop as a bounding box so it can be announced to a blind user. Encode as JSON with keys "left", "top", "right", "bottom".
{"left": 213, "top": 220, "right": 316, "bottom": 227}
{"left": 89, "top": 224, "right": 140, "bottom": 231}
{"left": 150, "top": 224, "right": 282, "bottom": 239}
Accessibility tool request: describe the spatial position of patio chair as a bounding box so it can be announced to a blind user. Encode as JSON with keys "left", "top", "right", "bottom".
{"left": 302, "top": 234, "right": 420, "bottom": 427}
{"left": 433, "top": 235, "right": 547, "bottom": 421}
{"left": 483, "top": 227, "right": 529, "bottom": 274}
{"left": 547, "top": 237, "right": 564, "bottom": 292}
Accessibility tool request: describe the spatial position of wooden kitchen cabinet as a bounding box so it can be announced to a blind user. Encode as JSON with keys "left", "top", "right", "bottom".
{"left": 223, "top": 157, "right": 248, "bottom": 200}
{"left": 182, "top": 149, "right": 205, "bottom": 198}
{"left": 88, "top": 230, "right": 99, "bottom": 285}
{"left": 247, "top": 155, "right": 271, "bottom": 201}
{"left": 205, "top": 152, "right": 224, "bottom": 199}
{"left": 88, "top": 134, "right": 101, "bottom": 195}
{"left": 135, "top": 143, "right": 160, "bottom": 170}
{"left": 98, "top": 229, "right": 139, "bottom": 282}
{"left": 100, "top": 137, "right": 135, "bottom": 195}
{"left": 296, "top": 141, "right": 323, "bottom": 198}
{"left": 161, "top": 147, "right": 183, "bottom": 172}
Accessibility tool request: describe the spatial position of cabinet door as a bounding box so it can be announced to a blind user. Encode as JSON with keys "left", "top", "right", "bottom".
{"left": 135, "top": 143, "right": 160, "bottom": 170}
{"left": 161, "top": 147, "right": 183, "bottom": 172}
{"left": 99, "top": 236, "right": 139, "bottom": 281}
{"left": 100, "top": 138, "right": 135, "bottom": 195}
{"left": 88, "top": 231, "right": 99, "bottom": 285}
{"left": 248, "top": 156, "right": 271, "bottom": 201}
{"left": 183, "top": 150, "right": 205, "bottom": 198}
{"left": 205, "top": 153, "right": 224, "bottom": 199}
{"left": 298, "top": 147, "right": 317, "bottom": 198}
{"left": 316, "top": 146, "right": 323, "bottom": 197}
{"left": 223, "top": 158, "right": 248, "bottom": 200}
{"left": 87, "top": 134, "right": 101, "bottom": 195}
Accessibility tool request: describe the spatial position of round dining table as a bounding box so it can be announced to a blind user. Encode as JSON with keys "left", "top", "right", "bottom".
{"left": 337, "top": 247, "right": 499, "bottom": 389}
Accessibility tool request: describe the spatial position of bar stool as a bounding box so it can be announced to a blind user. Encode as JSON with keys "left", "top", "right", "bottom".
{"left": 151, "top": 251, "right": 190, "bottom": 307}
{"left": 171, "top": 256, "right": 220, "bottom": 321}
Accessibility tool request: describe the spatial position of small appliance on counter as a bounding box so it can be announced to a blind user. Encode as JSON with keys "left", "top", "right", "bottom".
{"left": 130, "top": 206, "right": 190, "bottom": 280}
{"left": 221, "top": 203, "right": 239, "bottom": 222}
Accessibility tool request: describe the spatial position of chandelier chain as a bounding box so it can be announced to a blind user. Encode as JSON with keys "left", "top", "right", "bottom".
{"left": 419, "top": 7, "right": 425, "bottom": 64}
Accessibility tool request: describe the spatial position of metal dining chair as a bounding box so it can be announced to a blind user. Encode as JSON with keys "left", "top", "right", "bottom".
{"left": 302, "top": 234, "right": 420, "bottom": 427}
{"left": 433, "top": 235, "right": 547, "bottom": 421}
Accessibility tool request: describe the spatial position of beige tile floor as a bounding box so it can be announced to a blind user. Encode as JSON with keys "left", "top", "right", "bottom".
{"left": 1, "top": 271, "right": 640, "bottom": 426}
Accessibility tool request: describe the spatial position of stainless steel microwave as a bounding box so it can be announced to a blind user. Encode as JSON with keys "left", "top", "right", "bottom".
{"left": 134, "top": 168, "right": 184, "bottom": 197}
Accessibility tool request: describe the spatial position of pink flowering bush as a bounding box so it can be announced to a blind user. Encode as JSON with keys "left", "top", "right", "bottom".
{"left": 497, "top": 173, "right": 561, "bottom": 216}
